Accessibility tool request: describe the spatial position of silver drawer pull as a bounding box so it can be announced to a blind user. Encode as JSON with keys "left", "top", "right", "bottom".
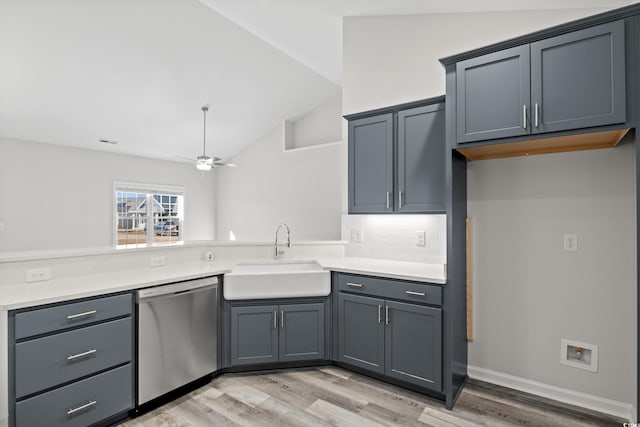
{"left": 67, "top": 349, "right": 97, "bottom": 361}
{"left": 67, "top": 400, "right": 96, "bottom": 415}
{"left": 66, "top": 310, "right": 97, "bottom": 321}
{"left": 346, "top": 282, "right": 363, "bottom": 288}
{"left": 405, "top": 291, "right": 426, "bottom": 297}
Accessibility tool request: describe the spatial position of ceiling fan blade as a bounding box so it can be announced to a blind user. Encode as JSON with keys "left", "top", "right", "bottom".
{"left": 213, "top": 161, "right": 236, "bottom": 167}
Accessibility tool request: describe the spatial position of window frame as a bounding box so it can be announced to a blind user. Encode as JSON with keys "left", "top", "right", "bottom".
{"left": 113, "top": 181, "right": 186, "bottom": 248}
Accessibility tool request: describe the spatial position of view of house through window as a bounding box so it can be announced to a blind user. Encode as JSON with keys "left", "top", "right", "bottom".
{"left": 115, "top": 182, "right": 184, "bottom": 248}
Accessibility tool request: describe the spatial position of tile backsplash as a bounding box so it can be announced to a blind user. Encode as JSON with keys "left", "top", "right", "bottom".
{"left": 341, "top": 214, "right": 446, "bottom": 264}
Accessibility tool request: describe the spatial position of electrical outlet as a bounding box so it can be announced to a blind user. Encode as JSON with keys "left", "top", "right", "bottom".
{"left": 416, "top": 231, "right": 426, "bottom": 247}
{"left": 350, "top": 228, "right": 363, "bottom": 243}
{"left": 563, "top": 234, "right": 578, "bottom": 252}
{"left": 205, "top": 251, "right": 215, "bottom": 261}
{"left": 151, "top": 256, "right": 165, "bottom": 267}
{"left": 25, "top": 268, "right": 51, "bottom": 282}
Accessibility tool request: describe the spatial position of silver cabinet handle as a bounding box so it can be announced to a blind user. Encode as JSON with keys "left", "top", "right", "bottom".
{"left": 378, "top": 305, "right": 382, "bottom": 324}
{"left": 386, "top": 192, "right": 390, "bottom": 209}
{"left": 534, "top": 102, "right": 539, "bottom": 127}
{"left": 385, "top": 305, "right": 389, "bottom": 325}
{"left": 281, "top": 310, "right": 284, "bottom": 328}
{"left": 67, "top": 349, "right": 97, "bottom": 361}
{"left": 67, "top": 400, "right": 96, "bottom": 415}
{"left": 346, "top": 282, "right": 363, "bottom": 288}
{"left": 405, "top": 291, "right": 426, "bottom": 297}
{"left": 522, "top": 104, "right": 527, "bottom": 129}
{"left": 66, "top": 310, "right": 97, "bottom": 321}
{"left": 398, "top": 190, "right": 403, "bottom": 208}
{"left": 273, "top": 310, "right": 277, "bottom": 329}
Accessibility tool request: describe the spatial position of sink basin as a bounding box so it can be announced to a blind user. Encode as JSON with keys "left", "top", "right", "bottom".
{"left": 223, "top": 260, "right": 330, "bottom": 300}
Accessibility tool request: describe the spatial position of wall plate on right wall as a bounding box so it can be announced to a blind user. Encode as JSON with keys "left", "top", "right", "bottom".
{"left": 560, "top": 338, "right": 598, "bottom": 372}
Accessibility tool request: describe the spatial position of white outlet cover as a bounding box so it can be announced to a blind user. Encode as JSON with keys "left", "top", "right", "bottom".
{"left": 563, "top": 234, "right": 578, "bottom": 251}
{"left": 416, "top": 231, "right": 426, "bottom": 247}
{"left": 350, "top": 228, "right": 363, "bottom": 243}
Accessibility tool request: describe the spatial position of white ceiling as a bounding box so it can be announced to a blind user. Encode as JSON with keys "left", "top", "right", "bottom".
{"left": 0, "top": 0, "right": 633, "bottom": 164}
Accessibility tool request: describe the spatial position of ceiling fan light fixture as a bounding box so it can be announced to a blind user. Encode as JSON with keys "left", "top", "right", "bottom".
{"left": 196, "top": 160, "right": 212, "bottom": 171}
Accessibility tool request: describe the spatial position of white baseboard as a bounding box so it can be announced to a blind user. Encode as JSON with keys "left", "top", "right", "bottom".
{"left": 467, "top": 365, "right": 634, "bottom": 422}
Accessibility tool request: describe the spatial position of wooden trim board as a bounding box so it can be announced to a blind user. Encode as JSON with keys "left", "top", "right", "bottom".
{"left": 466, "top": 218, "right": 473, "bottom": 341}
{"left": 456, "top": 128, "right": 629, "bottom": 161}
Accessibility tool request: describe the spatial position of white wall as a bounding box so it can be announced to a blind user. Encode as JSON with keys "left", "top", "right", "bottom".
{"left": 0, "top": 137, "right": 216, "bottom": 252}
{"left": 287, "top": 93, "right": 342, "bottom": 149}
{"left": 215, "top": 124, "right": 344, "bottom": 241}
{"left": 343, "top": 7, "right": 636, "bottom": 414}
{"left": 468, "top": 143, "right": 636, "bottom": 406}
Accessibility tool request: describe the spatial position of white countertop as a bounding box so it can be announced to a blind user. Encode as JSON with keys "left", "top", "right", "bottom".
{"left": 0, "top": 257, "right": 446, "bottom": 311}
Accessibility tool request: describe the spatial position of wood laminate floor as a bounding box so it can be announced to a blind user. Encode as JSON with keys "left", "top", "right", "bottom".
{"left": 121, "top": 367, "right": 625, "bottom": 427}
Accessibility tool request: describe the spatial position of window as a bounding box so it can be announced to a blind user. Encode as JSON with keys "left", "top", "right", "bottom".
{"left": 114, "top": 182, "right": 185, "bottom": 248}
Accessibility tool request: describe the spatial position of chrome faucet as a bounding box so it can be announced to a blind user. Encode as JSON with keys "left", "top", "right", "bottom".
{"left": 274, "top": 223, "right": 291, "bottom": 260}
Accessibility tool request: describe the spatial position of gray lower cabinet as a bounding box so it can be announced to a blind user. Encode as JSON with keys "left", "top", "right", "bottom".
{"left": 9, "top": 292, "right": 134, "bottom": 427}
{"left": 230, "top": 305, "right": 279, "bottom": 365}
{"left": 230, "top": 302, "right": 325, "bottom": 366}
{"left": 336, "top": 274, "right": 443, "bottom": 392}
{"left": 338, "top": 293, "right": 385, "bottom": 373}
{"left": 456, "top": 19, "right": 626, "bottom": 144}
{"left": 384, "top": 300, "right": 442, "bottom": 391}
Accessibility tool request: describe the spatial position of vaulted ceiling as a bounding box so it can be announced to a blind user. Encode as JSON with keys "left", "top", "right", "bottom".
{"left": 0, "top": 0, "right": 632, "bottom": 163}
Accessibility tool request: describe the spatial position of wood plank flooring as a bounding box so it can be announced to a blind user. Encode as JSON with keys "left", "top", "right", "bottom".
{"left": 121, "top": 367, "right": 625, "bottom": 426}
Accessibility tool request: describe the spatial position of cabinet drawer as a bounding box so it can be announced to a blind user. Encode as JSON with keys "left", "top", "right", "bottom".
{"left": 15, "top": 293, "right": 132, "bottom": 339}
{"left": 15, "top": 364, "right": 132, "bottom": 427}
{"left": 337, "top": 273, "right": 442, "bottom": 306}
{"left": 15, "top": 317, "right": 132, "bottom": 398}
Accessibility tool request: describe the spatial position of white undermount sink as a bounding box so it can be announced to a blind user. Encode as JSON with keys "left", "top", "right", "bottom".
{"left": 223, "top": 260, "right": 330, "bottom": 300}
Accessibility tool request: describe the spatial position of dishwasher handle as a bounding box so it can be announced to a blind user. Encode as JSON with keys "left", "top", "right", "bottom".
{"left": 136, "top": 277, "right": 218, "bottom": 302}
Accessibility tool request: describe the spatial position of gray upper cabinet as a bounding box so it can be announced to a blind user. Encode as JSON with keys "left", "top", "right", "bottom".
{"left": 530, "top": 20, "right": 626, "bottom": 133}
{"left": 348, "top": 113, "right": 394, "bottom": 213}
{"left": 397, "top": 104, "right": 446, "bottom": 212}
{"left": 455, "top": 19, "right": 626, "bottom": 144}
{"left": 456, "top": 45, "right": 531, "bottom": 143}
{"left": 385, "top": 301, "right": 442, "bottom": 391}
{"left": 230, "top": 302, "right": 326, "bottom": 366}
{"left": 346, "top": 98, "right": 446, "bottom": 214}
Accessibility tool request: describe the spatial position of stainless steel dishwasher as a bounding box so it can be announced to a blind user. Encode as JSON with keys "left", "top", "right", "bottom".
{"left": 136, "top": 276, "right": 219, "bottom": 405}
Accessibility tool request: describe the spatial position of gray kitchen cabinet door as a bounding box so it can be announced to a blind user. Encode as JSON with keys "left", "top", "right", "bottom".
{"left": 530, "top": 20, "right": 625, "bottom": 134}
{"left": 396, "top": 103, "right": 445, "bottom": 213}
{"left": 230, "top": 305, "right": 279, "bottom": 366}
{"left": 456, "top": 45, "right": 531, "bottom": 143}
{"left": 338, "top": 293, "right": 385, "bottom": 374}
{"left": 385, "top": 301, "right": 442, "bottom": 391}
{"left": 279, "top": 303, "right": 325, "bottom": 362}
{"left": 348, "top": 113, "right": 394, "bottom": 213}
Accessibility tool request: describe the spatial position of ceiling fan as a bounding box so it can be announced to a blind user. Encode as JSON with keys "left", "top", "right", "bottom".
{"left": 178, "top": 106, "right": 236, "bottom": 170}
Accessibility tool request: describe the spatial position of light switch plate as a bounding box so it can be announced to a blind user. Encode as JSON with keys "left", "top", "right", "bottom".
{"left": 350, "top": 228, "right": 363, "bottom": 243}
